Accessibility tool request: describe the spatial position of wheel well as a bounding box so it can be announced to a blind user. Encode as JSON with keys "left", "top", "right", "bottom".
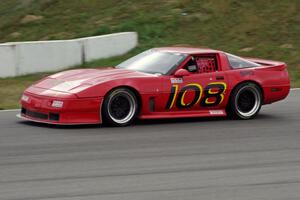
{"left": 227, "top": 80, "right": 264, "bottom": 108}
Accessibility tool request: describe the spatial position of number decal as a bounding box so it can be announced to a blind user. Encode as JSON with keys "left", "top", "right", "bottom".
{"left": 176, "top": 83, "right": 202, "bottom": 108}
{"left": 201, "top": 82, "right": 227, "bottom": 107}
{"left": 166, "top": 82, "right": 227, "bottom": 109}
{"left": 166, "top": 85, "right": 179, "bottom": 109}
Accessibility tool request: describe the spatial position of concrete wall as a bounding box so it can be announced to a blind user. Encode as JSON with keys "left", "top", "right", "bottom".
{"left": 0, "top": 32, "right": 138, "bottom": 78}
{"left": 83, "top": 32, "right": 138, "bottom": 62}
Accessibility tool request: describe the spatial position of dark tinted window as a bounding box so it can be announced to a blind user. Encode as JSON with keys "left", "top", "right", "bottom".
{"left": 226, "top": 53, "right": 261, "bottom": 69}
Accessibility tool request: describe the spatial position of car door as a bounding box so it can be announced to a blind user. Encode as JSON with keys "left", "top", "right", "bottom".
{"left": 161, "top": 53, "right": 229, "bottom": 112}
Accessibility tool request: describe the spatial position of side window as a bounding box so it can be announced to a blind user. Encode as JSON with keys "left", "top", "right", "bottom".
{"left": 226, "top": 53, "right": 261, "bottom": 69}
{"left": 185, "top": 57, "right": 198, "bottom": 73}
{"left": 195, "top": 56, "right": 218, "bottom": 73}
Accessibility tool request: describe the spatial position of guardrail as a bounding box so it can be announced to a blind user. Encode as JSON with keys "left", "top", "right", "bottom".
{"left": 0, "top": 32, "right": 138, "bottom": 78}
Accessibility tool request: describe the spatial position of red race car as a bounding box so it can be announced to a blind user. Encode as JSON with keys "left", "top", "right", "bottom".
{"left": 18, "top": 47, "right": 290, "bottom": 126}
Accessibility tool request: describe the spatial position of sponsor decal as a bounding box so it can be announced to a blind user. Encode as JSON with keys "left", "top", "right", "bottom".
{"left": 240, "top": 71, "right": 254, "bottom": 76}
{"left": 170, "top": 78, "right": 183, "bottom": 84}
{"left": 209, "top": 110, "right": 224, "bottom": 115}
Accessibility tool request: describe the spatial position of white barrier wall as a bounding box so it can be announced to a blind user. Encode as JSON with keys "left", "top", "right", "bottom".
{"left": 16, "top": 40, "right": 83, "bottom": 75}
{"left": 0, "top": 32, "right": 138, "bottom": 78}
{"left": 83, "top": 32, "right": 138, "bottom": 62}
{"left": 0, "top": 45, "right": 16, "bottom": 77}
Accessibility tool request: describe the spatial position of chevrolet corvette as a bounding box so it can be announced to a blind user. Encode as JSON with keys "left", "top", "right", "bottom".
{"left": 18, "top": 47, "right": 290, "bottom": 126}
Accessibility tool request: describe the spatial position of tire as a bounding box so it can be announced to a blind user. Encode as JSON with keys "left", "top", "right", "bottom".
{"left": 227, "top": 82, "right": 262, "bottom": 120}
{"left": 102, "top": 88, "right": 139, "bottom": 126}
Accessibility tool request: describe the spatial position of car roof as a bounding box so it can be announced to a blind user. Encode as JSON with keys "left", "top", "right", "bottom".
{"left": 153, "top": 47, "right": 222, "bottom": 55}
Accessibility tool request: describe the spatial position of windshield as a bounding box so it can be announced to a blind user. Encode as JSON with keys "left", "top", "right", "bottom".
{"left": 117, "top": 50, "right": 187, "bottom": 75}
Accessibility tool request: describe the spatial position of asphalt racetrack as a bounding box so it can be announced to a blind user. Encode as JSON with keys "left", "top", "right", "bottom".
{"left": 0, "top": 90, "right": 299, "bottom": 200}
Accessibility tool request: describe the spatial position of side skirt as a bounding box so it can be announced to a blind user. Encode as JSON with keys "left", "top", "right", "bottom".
{"left": 139, "top": 109, "right": 227, "bottom": 120}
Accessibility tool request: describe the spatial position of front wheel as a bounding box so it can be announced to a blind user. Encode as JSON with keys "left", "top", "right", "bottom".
{"left": 227, "top": 83, "right": 262, "bottom": 120}
{"left": 102, "top": 88, "right": 139, "bottom": 126}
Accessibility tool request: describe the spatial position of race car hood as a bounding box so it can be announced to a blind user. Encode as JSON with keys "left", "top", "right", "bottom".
{"left": 32, "top": 67, "right": 152, "bottom": 94}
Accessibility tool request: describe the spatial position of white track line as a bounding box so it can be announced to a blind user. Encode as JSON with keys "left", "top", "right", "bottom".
{"left": 0, "top": 88, "right": 299, "bottom": 112}
{"left": 290, "top": 88, "right": 300, "bottom": 91}
{"left": 0, "top": 109, "right": 20, "bottom": 112}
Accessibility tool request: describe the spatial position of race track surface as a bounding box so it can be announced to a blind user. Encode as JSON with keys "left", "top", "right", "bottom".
{"left": 0, "top": 90, "right": 299, "bottom": 200}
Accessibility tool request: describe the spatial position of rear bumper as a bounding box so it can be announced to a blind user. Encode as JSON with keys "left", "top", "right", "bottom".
{"left": 19, "top": 93, "right": 103, "bottom": 125}
{"left": 263, "top": 84, "right": 290, "bottom": 104}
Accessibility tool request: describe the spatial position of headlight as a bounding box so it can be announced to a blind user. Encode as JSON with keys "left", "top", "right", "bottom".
{"left": 52, "top": 100, "right": 64, "bottom": 108}
{"left": 21, "top": 94, "right": 29, "bottom": 102}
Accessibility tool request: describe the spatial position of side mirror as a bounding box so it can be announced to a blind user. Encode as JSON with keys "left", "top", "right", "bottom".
{"left": 174, "top": 69, "right": 190, "bottom": 77}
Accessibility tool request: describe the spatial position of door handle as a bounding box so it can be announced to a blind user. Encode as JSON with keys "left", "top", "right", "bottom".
{"left": 216, "top": 76, "right": 224, "bottom": 80}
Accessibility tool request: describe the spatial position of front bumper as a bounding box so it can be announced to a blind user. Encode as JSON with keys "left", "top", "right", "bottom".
{"left": 19, "top": 92, "right": 103, "bottom": 125}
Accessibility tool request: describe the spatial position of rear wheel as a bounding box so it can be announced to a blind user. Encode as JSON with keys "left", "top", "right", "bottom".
{"left": 227, "top": 82, "right": 262, "bottom": 119}
{"left": 102, "top": 88, "right": 138, "bottom": 126}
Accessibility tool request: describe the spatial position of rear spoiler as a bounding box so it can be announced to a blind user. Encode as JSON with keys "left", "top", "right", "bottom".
{"left": 246, "top": 57, "right": 287, "bottom": 71}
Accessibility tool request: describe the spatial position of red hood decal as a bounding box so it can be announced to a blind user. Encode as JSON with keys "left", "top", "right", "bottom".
{"left": 33, "top": 68, "right": 152, "bottom": 93}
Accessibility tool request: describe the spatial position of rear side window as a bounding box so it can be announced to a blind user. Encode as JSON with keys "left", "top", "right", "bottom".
{"left": 226, "top": 53, "right": 261, "bottom": 69}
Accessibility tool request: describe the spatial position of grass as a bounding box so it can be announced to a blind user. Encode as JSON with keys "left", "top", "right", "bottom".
{"left": 0, "top": 74, "right": 45, "bottom": 109}
{"left": 0, "top": 0, "right": 299, "bottom": 109}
